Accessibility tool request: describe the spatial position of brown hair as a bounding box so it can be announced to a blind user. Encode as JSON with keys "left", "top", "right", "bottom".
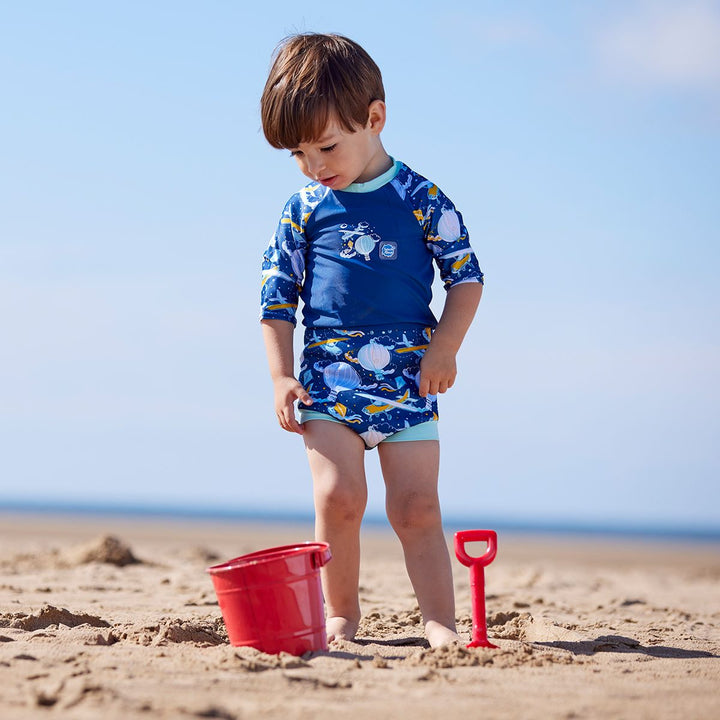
{"left": 260, "top": 33, "right": 385, "bottom": 149}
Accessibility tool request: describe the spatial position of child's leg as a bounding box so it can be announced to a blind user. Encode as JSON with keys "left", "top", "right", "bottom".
{"left": 378, "top": 439, "right": 460, "bottom": 648}
{"left": 303, "top": 420, "right": 368, "bottom": 642}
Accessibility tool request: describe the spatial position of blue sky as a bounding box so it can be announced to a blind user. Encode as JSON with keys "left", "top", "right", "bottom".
{"left": 1, "top": 1, "right": 719, "bottom": 530}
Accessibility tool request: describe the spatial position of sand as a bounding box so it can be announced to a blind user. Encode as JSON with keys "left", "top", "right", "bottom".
{"left": 0, "top": 512, "right": 718, "bottom": 720}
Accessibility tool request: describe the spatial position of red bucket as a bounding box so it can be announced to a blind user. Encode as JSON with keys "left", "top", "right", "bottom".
{"left": 207, "top": 542, "right": 331, "bottom": 655}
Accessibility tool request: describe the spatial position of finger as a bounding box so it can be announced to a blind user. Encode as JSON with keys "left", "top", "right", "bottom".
{"left": 282, "top": 419, "right": 303, "bottom": 434}
{"left": 418, "top": 375, "right": 431, "bottom": 398}
{"left": 280, "top": 407, "right": 305, "bottom": 435}
{"left": 278, "top": 409, "right": 294, "bottom": 432}
{"left": 422, "top": 371, "right": 442, "bottom": 396}
{"left": 295, "top": 386, "right": 313, "bottom": 405}
{"left": 287, "top": 411, "right": 304, "bottom": 434}
{"left": 283, "top": 420, "right": 301, "bottom": 434}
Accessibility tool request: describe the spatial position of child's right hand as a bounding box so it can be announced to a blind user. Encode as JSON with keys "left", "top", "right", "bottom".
{"left": 273, "top": 376, "right": 313, "bottom": 434}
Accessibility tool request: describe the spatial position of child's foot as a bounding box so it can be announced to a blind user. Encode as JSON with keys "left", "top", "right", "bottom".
{"left": 425, "top": 620, "right": 462, "bottom": 648}
{"left": 326, "top": 615, "right": 359, "bottom": 643}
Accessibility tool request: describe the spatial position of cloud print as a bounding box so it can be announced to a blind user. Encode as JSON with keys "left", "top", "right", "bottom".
{"left": 597, "top": 1, "right": 720, "bottom": 90}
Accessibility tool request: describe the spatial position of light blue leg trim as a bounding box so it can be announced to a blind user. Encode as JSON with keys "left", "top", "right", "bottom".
{"left": 299, "top": 410, "right": 343, "bottom": 425}
{"left": 381, "top": 421, "right": 439, "bottom": 443}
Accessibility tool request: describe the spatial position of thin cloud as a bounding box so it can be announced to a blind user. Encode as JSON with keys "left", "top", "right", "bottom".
{"left": 596, "top": 1, "right": 720, "bottom": 91}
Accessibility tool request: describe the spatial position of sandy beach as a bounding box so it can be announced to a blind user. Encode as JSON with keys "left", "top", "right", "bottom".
{"left": 1, "top": 512, "right": 718, "bottom": 719}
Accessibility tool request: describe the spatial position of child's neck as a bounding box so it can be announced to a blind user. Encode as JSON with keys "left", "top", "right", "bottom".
{"left": 356, "top": 144, "right": 393, "bottom": 184}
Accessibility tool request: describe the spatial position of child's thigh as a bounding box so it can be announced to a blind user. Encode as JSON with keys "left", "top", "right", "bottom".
{"left": 379, "top": 440, "right": 443, "bottom": 528}
{"left": 303, "top": 420, "right": 367, "bottom": 494}
{"left": 377, "top": 439, "right": 440, "bottom": 495}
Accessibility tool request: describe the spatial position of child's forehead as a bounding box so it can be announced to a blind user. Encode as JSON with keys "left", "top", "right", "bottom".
{"left": 313, "top": 126, "right": 341, "bottom": 144}
{"left": 292, "top": 121, "right": 345, "bottom": 149}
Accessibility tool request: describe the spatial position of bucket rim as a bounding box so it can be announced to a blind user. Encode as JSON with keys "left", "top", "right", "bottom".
{"left": 206, "top": 541, "right": 330, "bottom": 575}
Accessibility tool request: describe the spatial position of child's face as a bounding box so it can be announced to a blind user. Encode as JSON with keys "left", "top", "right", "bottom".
{"left": 288, "top": 101, "right": 388, "bottom": 190}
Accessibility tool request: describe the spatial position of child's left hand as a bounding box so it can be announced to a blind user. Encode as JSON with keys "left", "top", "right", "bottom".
{"left": 417, "top": 282, "right": 483, "bottom": 397}
{"left": 418, "top": 344, "right": 457, "bottom": 397}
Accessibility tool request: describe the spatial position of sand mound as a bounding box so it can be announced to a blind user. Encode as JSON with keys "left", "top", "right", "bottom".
{"left": 221, "top": 648, "right": 311, "bottom": 672}
{"left": 0, "top": 605, "right": 110, "bottom": 631}
{"left": 402, "top": 643, "right": 495, "bottom": 668}
{"left": 64, "top": 535, "right": 141, "bottom": 567}
{"left": 115, "top": 617, "right": 226, "bottom": 646}
{"left": 487, "top": 610, "right": 584, "bottom": 643}
{"left": 401, "top": 641, "right": 575, "bottom": 669}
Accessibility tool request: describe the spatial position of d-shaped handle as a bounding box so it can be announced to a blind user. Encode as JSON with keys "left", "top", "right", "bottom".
{"left": 454, "top": 530, "right": 497, "bottom": 568}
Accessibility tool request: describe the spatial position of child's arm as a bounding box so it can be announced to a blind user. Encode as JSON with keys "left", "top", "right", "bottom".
{"left": 419, "top": 283, "right": 483, "bottom": 397}
{"left": 261, "top": 319, "right": 313, "bottom": 434}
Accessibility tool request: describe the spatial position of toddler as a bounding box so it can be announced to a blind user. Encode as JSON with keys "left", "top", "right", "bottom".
{"left": 259, "top": 33, "right": 483, "bottom": 648}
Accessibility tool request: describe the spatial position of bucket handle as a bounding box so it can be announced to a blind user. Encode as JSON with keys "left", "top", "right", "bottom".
{"left": 311, "top": 545, "right": 332, "bottom": 569}
{"left": 454, "top": 529, "right": 497, "bottom": 568}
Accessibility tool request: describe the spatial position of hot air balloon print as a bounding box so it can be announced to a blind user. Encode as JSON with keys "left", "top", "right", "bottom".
{"left": 437, "top": 209, "right": 462, "bottom": 243}
{"left": 322, "top": 362, "right": 361, "bottom": 400}
{"left": 357, "top": 341, "right": 392, "bottom": 379}
{"left": 354, "top": 232, "right": 378, "bottom": 261}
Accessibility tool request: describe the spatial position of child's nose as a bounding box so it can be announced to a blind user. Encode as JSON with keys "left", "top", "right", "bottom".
{"left": 307, "top": 154, "right": 326, "bottom": 179}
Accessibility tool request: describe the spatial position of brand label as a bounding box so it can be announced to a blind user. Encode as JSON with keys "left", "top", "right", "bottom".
{"left": 379, "top": 241, "right": 397, "bottom": 260}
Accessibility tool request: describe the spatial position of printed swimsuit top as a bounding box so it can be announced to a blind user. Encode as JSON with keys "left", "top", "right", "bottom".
{"left": 260, "top": 159, "right": 483, "bottom": 329}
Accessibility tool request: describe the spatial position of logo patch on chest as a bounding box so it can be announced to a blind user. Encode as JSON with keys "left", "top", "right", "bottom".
{"left": 379, "top": 241, "right": 398, "bottom": 260}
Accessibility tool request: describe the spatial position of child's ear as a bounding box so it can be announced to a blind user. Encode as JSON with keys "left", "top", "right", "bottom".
{"left": 367, "top": 100, "right": 387, "bottom": 134}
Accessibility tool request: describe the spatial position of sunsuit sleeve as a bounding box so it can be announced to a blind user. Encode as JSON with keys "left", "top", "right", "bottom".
{"left": 260, "top": 196, "right": 308, "bottom": 326}
{"left": 424, "top": 189, "right": 484, "bottom": 289}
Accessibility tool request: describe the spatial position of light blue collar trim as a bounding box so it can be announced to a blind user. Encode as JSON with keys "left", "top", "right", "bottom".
{"left": 340, "top": 157, "right": 400, "bottom": 193}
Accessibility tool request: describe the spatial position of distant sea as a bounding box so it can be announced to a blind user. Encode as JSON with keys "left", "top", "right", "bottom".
{"left": 1, "top": 499, "right": 719, "bottom": 543}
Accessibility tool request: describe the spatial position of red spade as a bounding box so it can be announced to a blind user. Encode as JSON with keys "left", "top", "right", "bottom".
{"left": 454, "top": 529, "right": 498, "bottom": 649}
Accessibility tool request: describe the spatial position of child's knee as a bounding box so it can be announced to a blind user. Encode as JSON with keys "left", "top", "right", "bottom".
{"left": 314, "top": 479, "right": 367, "bottom": 523}
{"left": 387, "top": 491, "right": 441, "bottom": 532}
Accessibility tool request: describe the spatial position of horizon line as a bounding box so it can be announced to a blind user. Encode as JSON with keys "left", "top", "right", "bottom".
{"left": 1, "top": 498, "right": 719, "bottom": 543}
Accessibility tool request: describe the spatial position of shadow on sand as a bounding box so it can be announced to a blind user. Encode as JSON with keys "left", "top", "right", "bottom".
{"left": 535, "top": 634, "right": 718, "bottom": 659}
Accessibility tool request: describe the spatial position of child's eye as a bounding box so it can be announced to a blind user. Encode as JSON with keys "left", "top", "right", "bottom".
{"left": 289, "top": 150, "right": 303, "bottom": 157}
{"left": 320, "top": 144, "right": 337, "bottom": 153}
